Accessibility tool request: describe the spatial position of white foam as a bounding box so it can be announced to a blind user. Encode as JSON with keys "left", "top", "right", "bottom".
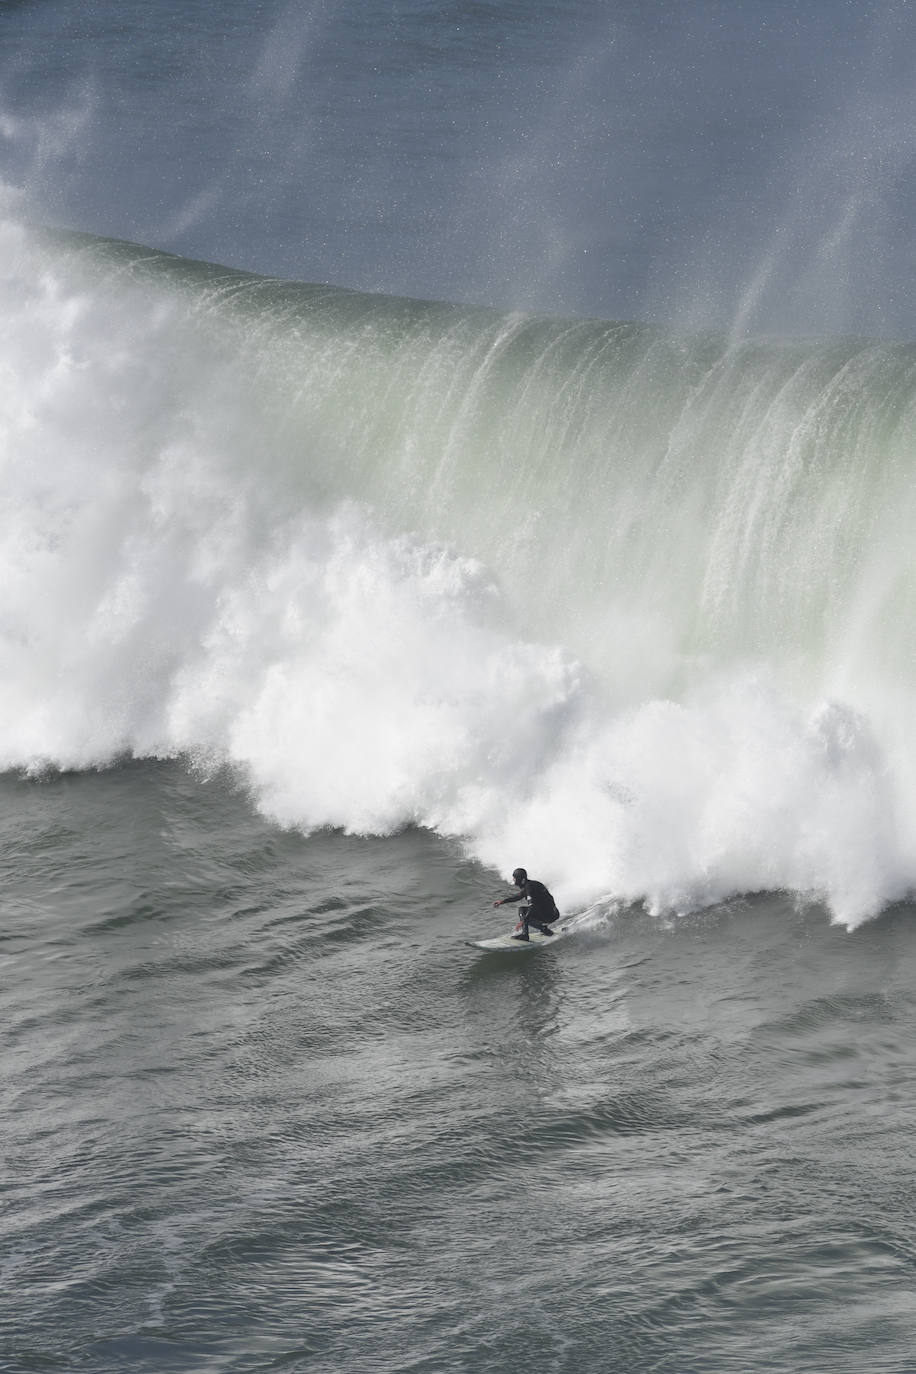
{"left": 1, "top": 218, "right": 914, "bottom": 927}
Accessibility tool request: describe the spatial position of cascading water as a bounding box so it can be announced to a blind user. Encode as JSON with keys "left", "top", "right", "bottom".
{"left": 3, "top": 219, "right": 916, "bottom": 923}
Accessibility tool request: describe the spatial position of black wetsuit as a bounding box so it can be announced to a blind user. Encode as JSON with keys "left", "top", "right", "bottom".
{"left": 500, "top": 878, "right": 560, "bottom": 936}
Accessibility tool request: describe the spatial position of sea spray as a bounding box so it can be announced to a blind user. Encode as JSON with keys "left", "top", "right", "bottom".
{"left": 3, "top": 218, "right": 916, "bottom": 922}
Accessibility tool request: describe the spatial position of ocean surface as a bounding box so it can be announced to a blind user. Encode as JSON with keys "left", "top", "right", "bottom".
{"left": 3, "top": 2, "right": 916, "bottom": 1370}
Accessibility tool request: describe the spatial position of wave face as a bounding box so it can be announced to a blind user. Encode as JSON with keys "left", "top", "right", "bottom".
{"left": 3, "top": 218, "right": 916, "bottom": 924}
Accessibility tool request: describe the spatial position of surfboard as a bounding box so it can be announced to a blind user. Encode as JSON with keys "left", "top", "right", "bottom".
{"left": 468, "top": 926, "right": 565, "bottom": 952}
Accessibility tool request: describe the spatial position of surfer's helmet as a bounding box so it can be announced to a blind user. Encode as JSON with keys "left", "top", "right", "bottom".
{"left": 512, "top": 868, "right": 527, "bottom": 884}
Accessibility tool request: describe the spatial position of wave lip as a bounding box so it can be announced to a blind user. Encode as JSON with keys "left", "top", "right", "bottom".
{"left": 3, "top": 220, "right": 916, "bottom": 924}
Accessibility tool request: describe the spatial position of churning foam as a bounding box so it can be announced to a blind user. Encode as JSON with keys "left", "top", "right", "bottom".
{"left": 2, "top": 216, "right": 916, "bottom": 925}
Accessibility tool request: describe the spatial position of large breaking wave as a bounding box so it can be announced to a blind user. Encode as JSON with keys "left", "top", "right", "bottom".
{"left": 3, "top": 210, "right": 916, "bottom": 924}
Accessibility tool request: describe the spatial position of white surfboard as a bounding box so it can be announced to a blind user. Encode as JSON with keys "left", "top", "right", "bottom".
{"left": 469, "top": 925, "right": 567, "bottom": 952}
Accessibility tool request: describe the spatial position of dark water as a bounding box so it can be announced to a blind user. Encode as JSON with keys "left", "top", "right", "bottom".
{"left": 4, "top": 0, "right": 916, "bottom": 336}
{"left": 4, "top": 764, "right": 916, "bottom": 1372}
{"left": 5, "top": 2, "right": 916, "bottom": 1370}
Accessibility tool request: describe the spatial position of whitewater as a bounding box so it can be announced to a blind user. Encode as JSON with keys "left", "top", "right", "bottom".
{"left": 3, "top": 210, "right": 915, "bottom": 925}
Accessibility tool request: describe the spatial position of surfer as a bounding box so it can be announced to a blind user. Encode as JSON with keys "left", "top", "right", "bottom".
{"left": 493, "top": 868, "right": 560, "bottom": 941}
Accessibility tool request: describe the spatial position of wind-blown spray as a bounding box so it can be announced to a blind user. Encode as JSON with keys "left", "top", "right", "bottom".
{"left": 3, "top": 218, "right": 915, "bottom": 924}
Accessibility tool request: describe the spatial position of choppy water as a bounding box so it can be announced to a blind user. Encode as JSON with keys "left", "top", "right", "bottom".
{"left": 4, "top": 764, "right": 916, "bottom": 1372}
